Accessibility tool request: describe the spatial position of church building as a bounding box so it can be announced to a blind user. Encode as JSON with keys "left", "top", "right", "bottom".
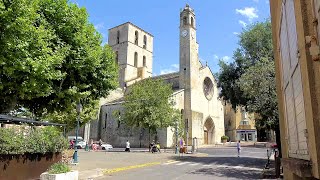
{"left": 89, "top": 4, "right": 224, "bottom": 148}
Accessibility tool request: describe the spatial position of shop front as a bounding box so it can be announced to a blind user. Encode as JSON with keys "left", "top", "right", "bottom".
{"left": 236, "top": 129, "right": 257, "bottom": 142}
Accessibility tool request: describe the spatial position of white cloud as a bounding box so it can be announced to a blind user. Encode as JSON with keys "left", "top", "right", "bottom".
{"left": 160, "top": 64, "right": 179, "bottom": 75}
{"left": 94, "top": 23, "right": 105, "bottom": 30}
{"left": 222, "top": 56, "right": 231, "bottom": 62}
{"left": 172, "top": 64, "right": 179, "bottom": 69}
{"left": 236, "top": 7, "right": 259, "bottom": 21}
{"left": 233, "top": 32, "right": 240, "bottom": 35}
{"left": 213, "top": 55, "right": 232, "bottom": 63}
{"left": 239, "top": 20, "right": 247, "bottom": 27}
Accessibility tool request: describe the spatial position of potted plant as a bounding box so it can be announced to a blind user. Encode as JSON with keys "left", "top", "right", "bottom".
{"left": 40, "top": 162, "right": 78, "bottom": 180}
{"left": 221, "top": 135, "right": 229, "bottom": 143}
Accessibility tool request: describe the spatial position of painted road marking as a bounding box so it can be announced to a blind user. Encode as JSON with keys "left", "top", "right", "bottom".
{"left": 163, "top": 160, "right": 180, "bottom": 165}
{"left": 189, "top": 163, "right": 200, "bottom": 166}
{"left": 176, "top": 162, "right": 190, "bottom": 166}
{"left": 216, "top": 165, "right": 262, "bottom": 171}
{"left": 103, "top": 162, "right": 161, "bottom": 174}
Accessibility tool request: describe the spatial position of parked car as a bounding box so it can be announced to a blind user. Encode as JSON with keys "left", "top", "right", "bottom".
{"left": 93, "top": 141, "right": 113, "bottom": 150}
{"left": 100, "top": 143, "right": 113, "bottom": 150}
{"left": 67, "top": 136, "right": 84, "bottom": 142}
{"left": 76, "top": 141, "right": 87, "bottom": 149}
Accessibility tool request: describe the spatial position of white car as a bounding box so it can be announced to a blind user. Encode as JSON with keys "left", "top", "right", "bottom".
{"left": 100, "top": 143, "right": 113, "bottom": 150}
{"left": 76, "top": 141, "right": 87, "bottom": 149}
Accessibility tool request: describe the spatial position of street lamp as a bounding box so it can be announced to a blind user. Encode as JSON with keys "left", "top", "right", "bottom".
{"left": 73, "top": 103, "right": 82, "bottom": 164}
{"left": 175, "top": 120, "right": 179, "bottom": 154}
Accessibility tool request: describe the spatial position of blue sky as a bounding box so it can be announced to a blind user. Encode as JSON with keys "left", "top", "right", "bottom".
{"left": 71, "top": 0, "right": 270, "bottom": 76}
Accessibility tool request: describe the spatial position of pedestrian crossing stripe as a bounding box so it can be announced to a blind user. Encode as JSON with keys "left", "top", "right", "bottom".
{"left": 163, "top": 160, "right": 180, "bottom": 165}
{"left": 162, "top": 161, "right": 263, "bottom": 171}
{"left": 176, "top": 162, "right": 189, "bottom": 166}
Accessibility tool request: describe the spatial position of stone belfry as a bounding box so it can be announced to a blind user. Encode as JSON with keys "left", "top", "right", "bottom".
{"left": 179, "top": 4, "right": 201, "bottom": 141}
{"left": 108, "top": 22, "right": 154, "bottom": 89}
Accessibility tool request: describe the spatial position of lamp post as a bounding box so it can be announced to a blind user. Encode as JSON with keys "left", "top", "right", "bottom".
{"left": 73, "top": 103, "right": 82, "bottom": 164}
{"left": 175, "top": 120, "right": 179, "bottom": 154}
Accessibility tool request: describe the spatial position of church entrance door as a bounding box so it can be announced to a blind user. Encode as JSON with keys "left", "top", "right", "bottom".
{"left": 204, "top": 117, "right": 215, "bottom": 144}
{"left": 204, "top": 130, "right": 208, "bottom": 144}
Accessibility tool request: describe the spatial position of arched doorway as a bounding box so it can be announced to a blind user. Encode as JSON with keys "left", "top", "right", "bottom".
{"left": 204, "top": 117, "right": 215, "bottom": 144}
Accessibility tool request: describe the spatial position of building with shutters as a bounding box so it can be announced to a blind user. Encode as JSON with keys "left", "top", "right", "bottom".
{"left": 87, "top": 4, "right": 225, "bottom": 148}
{"left": 270, "top": 0, "right": 320, "bottom": 179}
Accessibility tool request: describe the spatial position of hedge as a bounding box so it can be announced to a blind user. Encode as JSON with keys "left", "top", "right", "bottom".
{"left": 0, "top": 126, "right": 68, "bottom": 154}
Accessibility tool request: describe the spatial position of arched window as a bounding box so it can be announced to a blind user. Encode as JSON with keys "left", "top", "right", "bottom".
{"left": 117, "top": 30, "right": 120, "bottom": 44}
{"left": 183, "top": 16, "right": 187, "bottom": 25}
{"left": 143, "top": 35, "right": 147, "bottom": 49}
{"left": 143, "top": 56, "right": 146, "bottom": 67}
{"left": 115, "top": 51, "right": 118, "bottom": 64}
{"left": 191, "top": 17, "right": 194, "bottom": 27}
{"left": 134, "top": 52, "right": 138, "bottom": 67}
{"left": 135, "top": 31, "right": 139, "bottom": 45}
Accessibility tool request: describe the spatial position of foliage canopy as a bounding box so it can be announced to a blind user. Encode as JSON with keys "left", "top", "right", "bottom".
{"left": 0, "top": 0, "right": 118, "bottom": 123}
{"left": 217, "top": 20, "right": 278, "bottom": 130}
{"left": 123, "top": 78, "right": 178, "bottom": 134}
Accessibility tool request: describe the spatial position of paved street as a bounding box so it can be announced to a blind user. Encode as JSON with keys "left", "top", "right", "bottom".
{"left": 84, "top": 146, "right": 272, "bottom": 180}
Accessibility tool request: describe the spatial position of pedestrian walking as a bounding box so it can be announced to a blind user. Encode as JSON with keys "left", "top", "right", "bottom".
{"left": 125, "top": 140, "right": 130, "bottom": 152}
{"left": 237, "top": 140, "right": 241, "bottom": 157}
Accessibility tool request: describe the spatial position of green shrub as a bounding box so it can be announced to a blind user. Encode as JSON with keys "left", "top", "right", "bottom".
{"left": 0, "top": 126, "right": 68, "bottom": 154}
{"left": 48, "top": 162, "right": 71, "bottom": 174}
{"left": 221, "top": 135, "right": 229, "bottom": 140}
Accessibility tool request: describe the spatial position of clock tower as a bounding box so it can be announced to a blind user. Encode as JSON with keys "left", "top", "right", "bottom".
{"left": 179, "top": 4, "right": 200, "bottom": 143}
{"left": 179, "top": 4, "right": 198, "bottom": 90}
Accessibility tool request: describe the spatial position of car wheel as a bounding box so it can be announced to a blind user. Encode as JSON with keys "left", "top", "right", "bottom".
{"left": 102, "top": 147, "right": 106, "bottom": 150}
{"left": 77, "top": 146, "right": 82, "bottom": 149}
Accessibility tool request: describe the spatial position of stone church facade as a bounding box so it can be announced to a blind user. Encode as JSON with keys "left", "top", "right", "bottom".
{"left": 89, "top": 5, "right": 224, "bottom": 148}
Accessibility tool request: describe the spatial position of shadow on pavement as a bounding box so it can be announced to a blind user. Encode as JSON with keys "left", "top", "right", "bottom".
{"left": 168, "top": 156, "right": 268, "bottom": 179}
{"left": 190, "top": 166, "right": 262, "bottom": 179}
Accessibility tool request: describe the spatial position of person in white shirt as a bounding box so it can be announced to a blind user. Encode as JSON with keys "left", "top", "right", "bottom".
{"left": 125, "top": 140, "right": 130, "bottom": 152}
{"left": 237, "top": 140, "right": 241, "bottom": 157}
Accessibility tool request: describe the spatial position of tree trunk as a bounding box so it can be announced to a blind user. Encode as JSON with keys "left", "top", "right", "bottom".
{"left": 148, "top": 128, "right": 151, "bottom": 152}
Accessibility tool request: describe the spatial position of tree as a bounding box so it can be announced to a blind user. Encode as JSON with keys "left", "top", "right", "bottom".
{"left": 123, "top": 78, "right": 178, "bottom": 138}
{"left": 217, "top": 20, "right": 280, "bottom": 144}
{"left": 217, "top": 20, "right": 273, "bottom": 109}
{"left": 0, "top": 0, "right": 118, "bottom": 121}
{"left": 237, "top": 58, "right": 278, "bottom": 130}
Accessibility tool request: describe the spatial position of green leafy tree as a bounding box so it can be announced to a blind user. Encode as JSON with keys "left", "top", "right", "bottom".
{"left": 217, "top": 20, "right": 280, "bottom": 147}
{"left": 237, "top": 58, "right": 278, "bottom": 130}
{"left": 0, "top": 0, "right": 118, "bottom": 124}
{"left": 217, "top": 20, "right": 273, "bottom": 109}
{"left": 123, "top": 79, "right": 177, "bottom": 139}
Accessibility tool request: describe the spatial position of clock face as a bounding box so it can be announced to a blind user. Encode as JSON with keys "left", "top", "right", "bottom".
{"left": 181, "top": 30, "right": 188, "bottom": 37}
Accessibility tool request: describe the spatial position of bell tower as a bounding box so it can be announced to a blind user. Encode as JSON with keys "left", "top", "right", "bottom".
{"left": 179, "top": 4, "right": 200, "bottom": 144}
{"left": 179, "top": 4, "right": 199, "bottom": 89}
